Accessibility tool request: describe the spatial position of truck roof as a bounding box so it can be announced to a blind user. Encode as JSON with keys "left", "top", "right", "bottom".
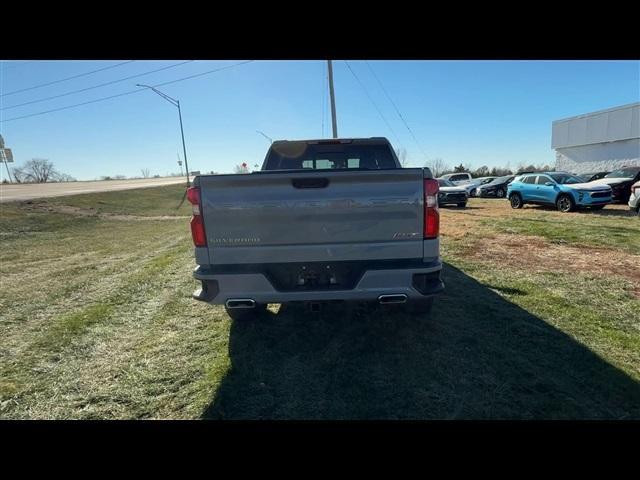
{"left": 271, "top": 137, "right": 391, "bottom": 146}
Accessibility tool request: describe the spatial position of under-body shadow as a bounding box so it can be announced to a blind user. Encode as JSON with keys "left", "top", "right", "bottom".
{"left": 203, "top": 263, "right": 640, "bottom": 419}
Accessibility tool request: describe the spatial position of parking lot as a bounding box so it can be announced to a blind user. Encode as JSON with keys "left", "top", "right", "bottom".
{"left": 1, "top": 185, "right": 638, "bottom": 419}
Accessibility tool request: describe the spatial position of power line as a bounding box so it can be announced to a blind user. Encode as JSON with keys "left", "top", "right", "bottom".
{"left": 1, "top": 61, "right": 193, "bottom": 110}
{"left": 0, "top": 60, "right": 135, "bottom": 98}
{"left": 151, "top": 60, "right": 253, "bottom": 89}
{"left": 343, "top": 60, "right": 403, "bottom": 149}
{"left": 0, "top": 61, "right": 255, "bottom": 123}
{"left": 365, "top": 61, "right": 429, "bottom": 161}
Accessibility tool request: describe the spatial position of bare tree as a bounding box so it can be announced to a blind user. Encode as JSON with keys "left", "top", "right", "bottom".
{"left": 395, "top": 147, "right": 408, "bottom": 167}
{"left": 141, "top": 168, "right": 151, "bottom": 178}
{"left": 234, "top": 162, "right": 250, "bottom": 174}
{"left": 474, "top": 165, "right": 490, "bottom": 177}
{"left": 425, "top": 157, "right": 448, "bottom": 178}
{"left": 53, "top": 173, "right": 77, "bottom": 182}
{"left": 12, "top": 159, "right": 59, "bottom": 183}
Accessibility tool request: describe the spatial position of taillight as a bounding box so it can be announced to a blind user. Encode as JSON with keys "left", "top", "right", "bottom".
{"left": 187, "top": 186, "right": 207, "bottom": 247}
{"left": 424, "top": 178, "right": 440, "bottom": 239}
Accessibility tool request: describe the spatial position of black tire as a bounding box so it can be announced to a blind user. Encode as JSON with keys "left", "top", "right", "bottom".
{"left": 556, "top": 194, "right": 575, "bottom": 213}
{"left": 496, "top": 188, "right": 506, "bottom": 198}
{"left": 509, "top": 193, "right": 523, "bottom": 209}
{"left": 406, "top": 297, "right": 434, "bottom": 316}
{"left": 469, "top": 189, "right": 477, "bottom": 197}
{"left": 225, "top": 303, "right": 267, "bottom": 321}
{"left": 457, "top": 202, "right": 467, "bottom": 208}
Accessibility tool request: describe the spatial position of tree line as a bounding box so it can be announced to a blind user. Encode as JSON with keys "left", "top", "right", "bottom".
{"left": 425, "top": 158, "right": 555, "bottom": 178}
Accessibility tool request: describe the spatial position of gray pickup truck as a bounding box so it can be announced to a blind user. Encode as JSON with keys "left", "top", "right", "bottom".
{"left": 188, "top": 137, "right": 443, "bottom": 320}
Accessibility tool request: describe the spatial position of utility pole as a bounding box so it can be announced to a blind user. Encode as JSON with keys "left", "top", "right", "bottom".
{"left": 327, "top": 60, "right": 338, "bottom": 138}
{"left": 2, "top": 158, "right": 12, "bottom": 183}
{"left": 0, "top": 134, "right": 14, "bottom": 183}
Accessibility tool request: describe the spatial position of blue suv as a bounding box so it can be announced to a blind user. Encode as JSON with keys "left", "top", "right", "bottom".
{"left": 507, "top": 172, "right": 613, "bottom": 213}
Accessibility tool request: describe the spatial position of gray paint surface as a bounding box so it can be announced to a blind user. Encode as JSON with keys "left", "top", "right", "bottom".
{"left": 198, "top": 168, "right": 431, "bottom": 265}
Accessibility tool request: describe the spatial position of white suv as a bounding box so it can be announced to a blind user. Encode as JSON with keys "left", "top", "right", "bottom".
{"left": 629, "top": 180, "right": 640, "bottom": 215}
{"left": 440, "top": 172, "right": 473, "bottom": 186}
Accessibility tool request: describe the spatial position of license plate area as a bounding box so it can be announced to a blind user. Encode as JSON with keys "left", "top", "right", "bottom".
{"left": 264, "top": 262, "right": 364, "bottom": 291}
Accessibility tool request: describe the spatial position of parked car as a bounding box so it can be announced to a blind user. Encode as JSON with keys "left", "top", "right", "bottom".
{"left": 189, "top": 137, "right": 444, "bottom": 320}
{"left": 580, "top": 171, "right": 610, "bottom": 183}
{"left": 437, "top": 179, "right": 468, "bottom": 207}
{"left": 507, "top": 171, "right": 612, "bottom": 213}
{"left": 582, "top": 167, "right": 640, "bottom": 203}
{"left": 628, "top": 180, "right": 640, "bottom": 215}
{"left": 440, "top": 172, "right": 473, "bottom": 186}
{"left": 466, "top": 176, "right": 497, "bottom": 197}
{"left": 476, "top": 175, "right": 515, "bottom": 198}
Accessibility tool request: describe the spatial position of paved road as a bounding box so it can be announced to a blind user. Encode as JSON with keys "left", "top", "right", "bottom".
{"left": 0, "top": 177, "right": 187, "bottom": 203}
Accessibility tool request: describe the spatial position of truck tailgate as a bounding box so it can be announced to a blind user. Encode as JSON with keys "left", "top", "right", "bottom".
{"left": 198, "top": 169, "right": 425, "bottom": 265}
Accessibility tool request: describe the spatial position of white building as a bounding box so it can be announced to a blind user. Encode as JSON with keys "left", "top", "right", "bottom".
{"left": 552, "top": 102, "right": 640, "bottom": 174}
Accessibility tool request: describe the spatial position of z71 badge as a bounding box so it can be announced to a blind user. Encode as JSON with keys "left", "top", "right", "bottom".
{"left": 393, "top": 232, "right": 420, "bottom": 239}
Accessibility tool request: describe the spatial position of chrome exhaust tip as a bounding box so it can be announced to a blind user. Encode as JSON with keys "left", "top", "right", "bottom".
{"left": 225, "top": 299, "right": 256, "bottom": 309}
{"left": 378, "top": 294, "right": 408, "bottom": 304}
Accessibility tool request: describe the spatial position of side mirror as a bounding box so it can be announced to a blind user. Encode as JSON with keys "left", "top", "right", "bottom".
{"left": 545, "top": 182, "right": 554, "bottom": 186}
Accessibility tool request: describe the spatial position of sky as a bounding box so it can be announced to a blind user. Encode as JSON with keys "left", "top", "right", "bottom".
{"left": 1, "top": 60, "right": 639, "bottom": 180}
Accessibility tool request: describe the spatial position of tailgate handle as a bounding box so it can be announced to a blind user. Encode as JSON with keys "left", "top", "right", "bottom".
{"left": 292, "top": 178, "right": 329, "bottom": 189}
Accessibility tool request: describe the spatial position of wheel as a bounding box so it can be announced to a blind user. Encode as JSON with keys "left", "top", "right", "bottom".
{"left": 509, "top": 193, "right": 523, "bottom": 209}
{"left": 225, "top": 303, "right": 267, "bottom": 321}
{"left": 406, "top": 297, "right": 434, "bottom": 316}
{"left": 591, "top": 205, "right": 605, "bottom": 210}
{"left": 556, "top": 194, "right": 575, "bottom": 213}
{"left": 457, "top": 202, "right": 467, "bottom": 208}
{"left": 496, "top": 188, "right": 506, "bottom": 198}
{"left": 470, "top": 189, "right": 477, "bottom": 197}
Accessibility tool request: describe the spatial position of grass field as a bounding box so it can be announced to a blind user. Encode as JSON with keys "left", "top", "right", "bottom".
{"left": 1, "top": 185, "right": 638, "bottom": 419}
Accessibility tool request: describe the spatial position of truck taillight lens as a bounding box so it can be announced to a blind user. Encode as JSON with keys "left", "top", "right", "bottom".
{"left": 187, "top": 186, "right": 201, "bottom": 215}
{"left": 190, "top": 215, "right": 207, "bottom": 247}
{"left": 424, "top": 178, "right": 440, "bottom": 239}
{"left": 187, "top": 186, "right": 207, "bottom": 247}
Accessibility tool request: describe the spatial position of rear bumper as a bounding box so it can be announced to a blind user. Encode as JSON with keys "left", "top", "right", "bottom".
{"left": 192, "top": 260, "right": 444, "bottom": 305}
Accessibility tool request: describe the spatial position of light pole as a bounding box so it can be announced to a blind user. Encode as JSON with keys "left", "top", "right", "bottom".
{"left": 256, "top": 130, "right": 273, "bottom": 144}
{"left": 137, "top": 84, "right": 191, "bottom": 186}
